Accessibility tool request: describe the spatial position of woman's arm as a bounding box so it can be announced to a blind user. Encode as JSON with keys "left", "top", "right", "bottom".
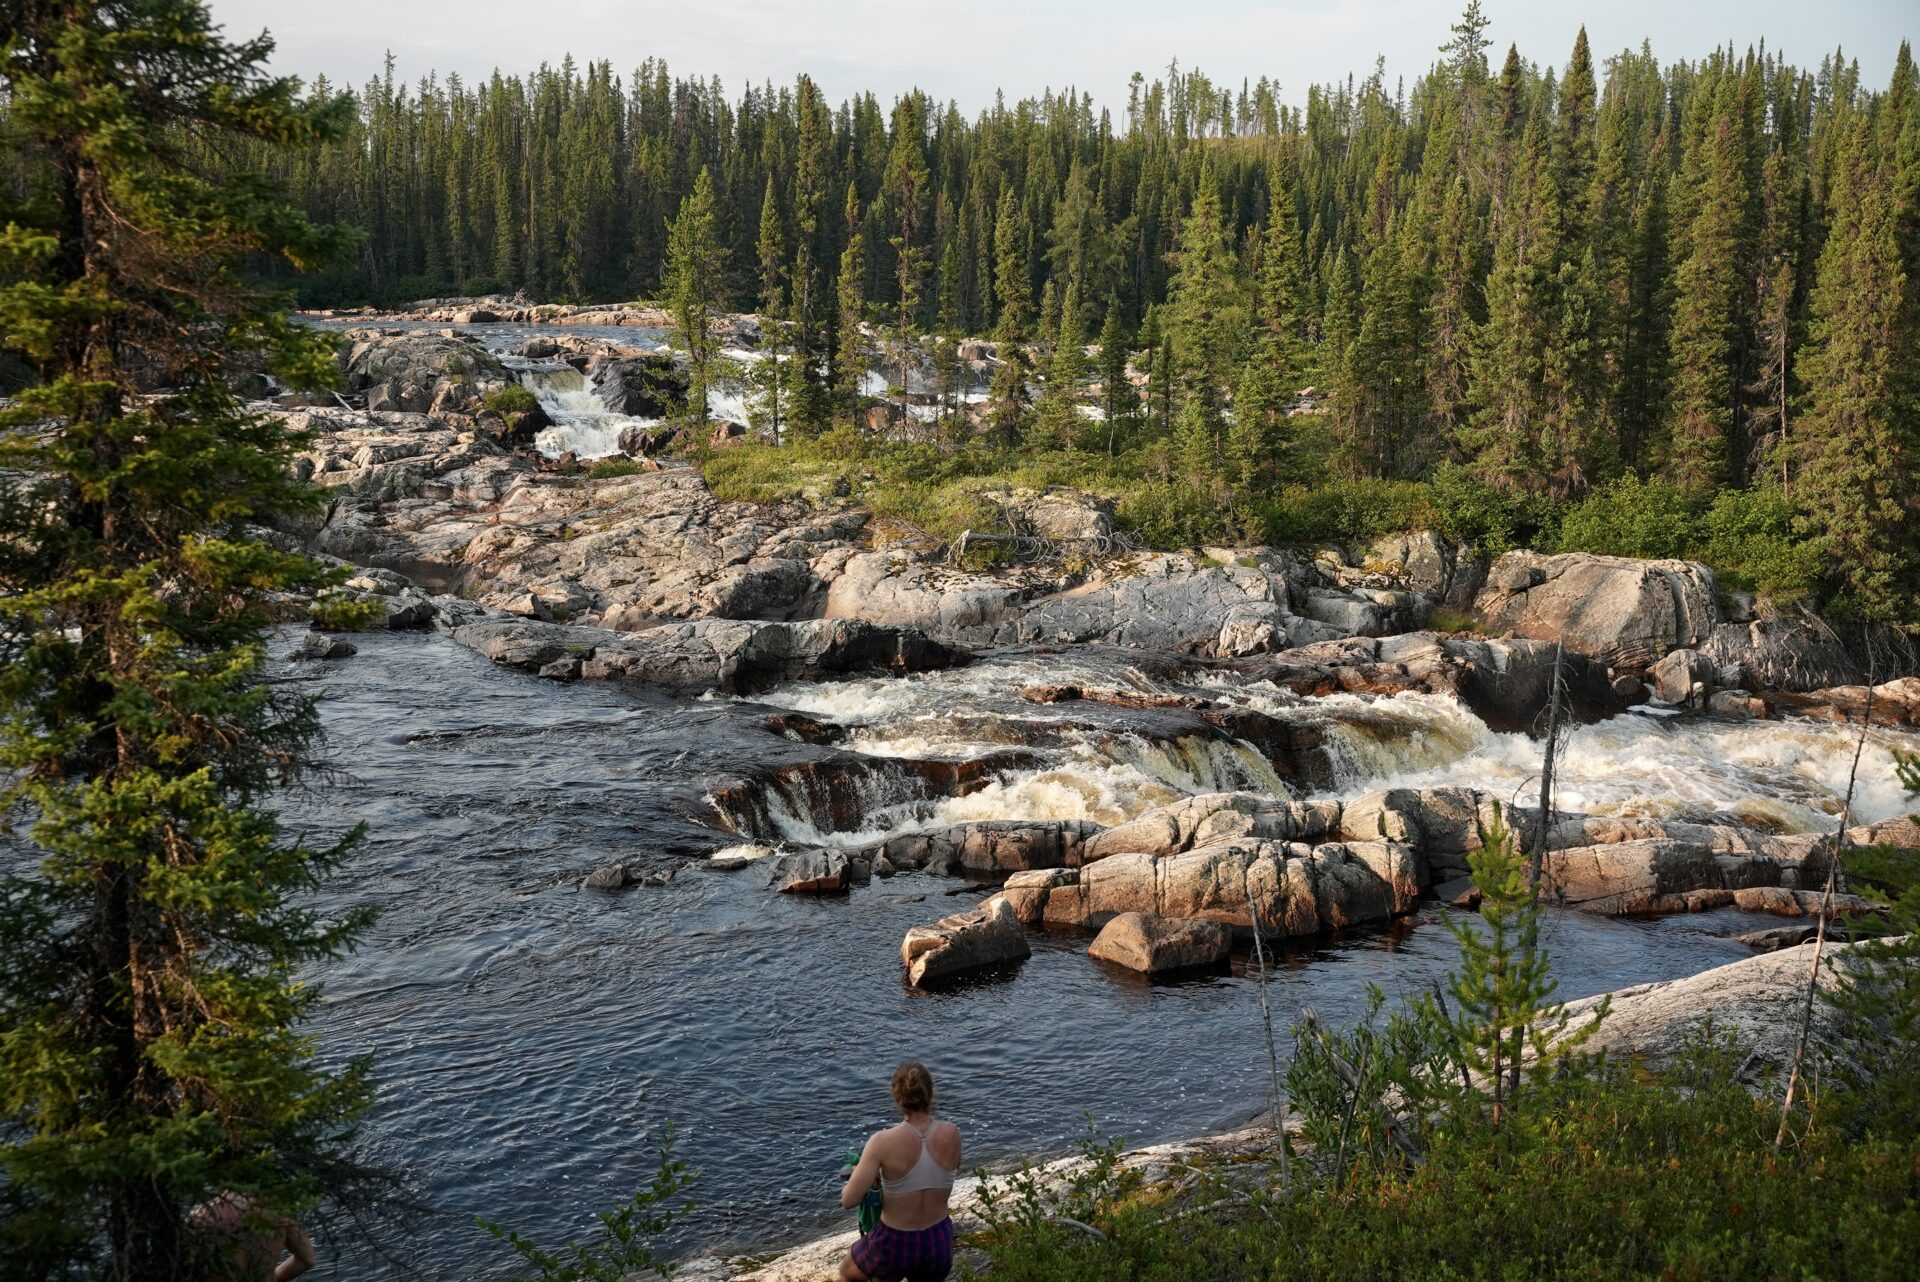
{"left": 839, "top": 1134, "right": 883, "bottom": 1210}
{"left": 274, "top": 1219, "right": 316, "bottom": 1281}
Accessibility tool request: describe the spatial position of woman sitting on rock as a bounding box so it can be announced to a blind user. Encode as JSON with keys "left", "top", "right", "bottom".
{"left": 838, "top": 1061, "right": 962, "bottom": 1282}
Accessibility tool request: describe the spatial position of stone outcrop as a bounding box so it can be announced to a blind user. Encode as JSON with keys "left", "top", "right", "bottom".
{"left": 1007, "top": 837, "right": 1424, "bottom": 938}
{"left": 335, "top": 328, "right": 512, "bottom": 415}
{"left": 762, "top": 850, "right": 851, "bottom": 894}
{"left": 901, "top": 895, "right": 1030, "bottom": 986}
{"left": 1234, "top": 631, "right": 1626, "bottom": 731}
{"left": 1088, "top": 912, "right": 1233, "bottom": 974}
{"left": 588, "top": 351, "right": 689, "bottom": 418}
{"left": 445, "top": 611, "right": 968, "bottom": 695}
{"left": 850, "top": 820, "right": 1100, "bottom": 877}
{"left": 1472, "top": 551, "right": 1718, "bottom": 671}
{"left": 1699, "top": 617, "right": 1860, "bottom": 693}
{"left": 1557, "top": 940, "right": 1886, "bottom": 1080}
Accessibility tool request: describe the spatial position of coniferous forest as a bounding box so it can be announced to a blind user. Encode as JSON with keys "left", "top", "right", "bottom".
{"left": 5, "top": 4, "right": 1912, "bottom": 626}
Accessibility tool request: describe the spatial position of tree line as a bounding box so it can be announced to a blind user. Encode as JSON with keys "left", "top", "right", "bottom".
{"left": 3, "top": 4, "right": 1912, "bottom": 622}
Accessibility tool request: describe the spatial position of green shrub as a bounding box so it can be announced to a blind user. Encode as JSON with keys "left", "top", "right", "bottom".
{"left": 1697, "top": 486, "right": 1822, "bottom": 602}
{"left": 483, "top": 384, "right": 541, "bottom": 416}
{"left": 587, "top": 458, "right": 647, "bottom": 480}
{"left": 1554, "top": 473, "right": 1702, "bottom": 560}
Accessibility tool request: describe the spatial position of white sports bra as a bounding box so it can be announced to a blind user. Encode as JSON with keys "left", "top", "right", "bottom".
{"left": 879, "top": 1118, "right": 958, "bottom": 1196}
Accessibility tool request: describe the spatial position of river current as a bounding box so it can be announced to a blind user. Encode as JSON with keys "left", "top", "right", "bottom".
{"left": 278, "top": 629, "right": 1914, "bottom": 1279}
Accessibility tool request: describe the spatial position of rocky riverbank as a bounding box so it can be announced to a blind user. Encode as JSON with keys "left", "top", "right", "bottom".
{"left": 674, "top": 936, "right": 1885, "bottom": 1281}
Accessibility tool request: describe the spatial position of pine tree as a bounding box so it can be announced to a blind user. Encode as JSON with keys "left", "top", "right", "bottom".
{"left": 1232, "top": 167, "right": 1308, "bottom": 482}
{"left": 1032, "top": 283, "right": 1085, "bottom": 451}
{"left": 834, "top": 184, "right": 872, "bottom": 430}
{"left": 1792, "top": 114, "right": 1920, "bottom": 622}
{"left": 988, "top": 186, "right": 1030, "bottom": 446}
{"left": 0, "top": 5, "right": 382, "bottom": 1276}
{"left": 754, "top": 176, "right": 788, "bottom": 444}
{"left": 1444, "top": 807, "right": 1606, "bottom": 1125}
{"left": 666, "top": 166, "right": 726, "bottom": 450}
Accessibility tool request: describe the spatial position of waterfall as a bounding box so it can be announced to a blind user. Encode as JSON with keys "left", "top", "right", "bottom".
{"left": 519, "top": 366, "right": 657, "bottom": 460}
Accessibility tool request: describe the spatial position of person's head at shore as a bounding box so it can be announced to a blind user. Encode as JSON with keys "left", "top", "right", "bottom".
{"left": 890, "top": 1060, "right": 935, "bottom": 1121}
{"left": 838, "top": 1061, "right": 962, "bottom": 1281}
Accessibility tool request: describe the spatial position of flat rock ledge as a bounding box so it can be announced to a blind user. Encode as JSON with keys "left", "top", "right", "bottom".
{"left": 441, "top": 609, "right": 967, "bottom": 695}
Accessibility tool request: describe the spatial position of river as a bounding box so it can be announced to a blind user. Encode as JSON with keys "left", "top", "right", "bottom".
{"left": 281, "top": 628, "right": 1913, "bottom": 1279}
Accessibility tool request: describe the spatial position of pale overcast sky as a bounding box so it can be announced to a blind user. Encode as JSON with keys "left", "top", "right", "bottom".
{"left": 217, "top": 1, "right": 1913, "bottom": 110}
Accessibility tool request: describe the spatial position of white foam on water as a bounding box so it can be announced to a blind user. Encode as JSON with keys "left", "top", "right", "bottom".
{"left": 523, "top": 366, "right": 657, "bottom": 460}
{"left": 1331, "top": 704, "right": 1914, "bottom": 832}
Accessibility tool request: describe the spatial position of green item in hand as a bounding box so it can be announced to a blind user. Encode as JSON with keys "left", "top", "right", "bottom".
{"left": 841, "top": 1147, "right": 883, "bottom": 1234}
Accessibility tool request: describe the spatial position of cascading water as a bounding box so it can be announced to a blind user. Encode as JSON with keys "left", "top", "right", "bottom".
{"left": 521, "top": 365, "right": 655, "bottom": 460}
{"left": 741, "top": 651, "right": 1919, "bottom": 849}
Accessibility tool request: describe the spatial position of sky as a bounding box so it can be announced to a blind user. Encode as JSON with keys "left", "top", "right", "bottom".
{"left": 217, "top": 0, "right": 1914, "bottom": 111}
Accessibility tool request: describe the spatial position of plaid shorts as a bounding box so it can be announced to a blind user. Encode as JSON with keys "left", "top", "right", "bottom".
{"left": 849, "top": 1216, "right": 954, "bottom": 1282}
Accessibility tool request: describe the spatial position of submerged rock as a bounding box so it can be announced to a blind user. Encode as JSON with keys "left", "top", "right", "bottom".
{"left": 901, "top": 895, "right": 1030, "bottom": 987}
{"left": 763, "top": 850, "right": 850, "bottom": 894}
{"left": 1088, "top": 912, "right": 1233, "bottom": 974}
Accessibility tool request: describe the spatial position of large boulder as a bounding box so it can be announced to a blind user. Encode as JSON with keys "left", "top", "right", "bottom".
{"left": 1472, "top": 552, "right": 1718, "bottom": 671}
{"left": 1647, "top": 647, "right": 1713, "bottom": 705}
{"left": 901, "top": 895, "right": 1031, "bottom": 987}
{"left": 588, "top": 352, "right": 689, "bottom": 418}
{"left": 762, "top": 850, "right": 851, "bottom": 894}
{"left": 1699, "top": 617, "right": 1860, "bottom": 693}
{"left": 338, "top": 329, "right": 510, "bottom": 413}
{"left": 1088, "top": 912, "right": 1233, "bottom": 974}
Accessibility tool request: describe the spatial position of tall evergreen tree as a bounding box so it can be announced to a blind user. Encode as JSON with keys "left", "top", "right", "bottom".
{"left": 0, "top": 5, "right": 380, "bottom": 1277}
{"left": 754, "top": 176, "right": 788, "bottom": 444}
{"left": 1663, "top": 66, "right": 1754, "bottom": 494}
{"left": 834, "top": 184, "right": 871, "bottom": 429}
{"left": 666, "top": 166, "right": 727, "bottom": 449}
{"left": 1793, "top": 113, "right": 1920, "bottom": 621}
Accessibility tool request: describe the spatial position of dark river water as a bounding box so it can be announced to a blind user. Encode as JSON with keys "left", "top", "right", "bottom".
{"left": 287, "top": 631, "right": 1772, "bottom": 1280}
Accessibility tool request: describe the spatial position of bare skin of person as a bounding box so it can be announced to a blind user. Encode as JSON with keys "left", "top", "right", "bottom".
{"left": 837, "top": 1062, "right": 962, "bottom": 1282}
{"left": 187, "top": 1192, "right": 317, "bottom": 1281}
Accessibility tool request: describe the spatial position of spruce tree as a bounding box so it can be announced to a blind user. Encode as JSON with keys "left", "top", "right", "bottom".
{"left": 1232, "top": 168, "right": 1308, "bottom": 483}
{"left": 754, "top": 176, "right": 787, "bottom": 444}
{"left": 1098, "top": 303, "right": 1134, "bottom": 456}
{"left": 1793, "top": 114, "right": 1920, "bottom": 622}
{"left": 1032, "top": 283, "right": 1085, "bottom": 451}
{"left": 834, "top": 184, "right": 872, "bottom": 430}
{"left": 988, "top": 186, "right": 1030, "bottom": 446}
{"left": 1166, "top": 167, "right": 1240, "bottom": 471}
{"left": 0, "top": 5, "right": 380, "bottom": 1277}
{"left": 1663, "top": 68, "right": 1753, "bottom": 494}
{"left": 666, "top": 166, "right": 726, "bottom": 451}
